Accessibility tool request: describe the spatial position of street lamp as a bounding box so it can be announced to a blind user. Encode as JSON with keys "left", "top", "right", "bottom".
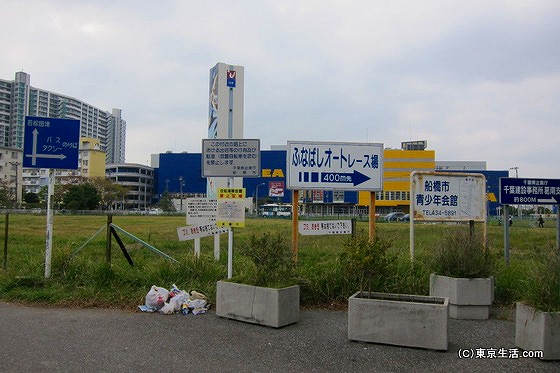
{"left": 255, "top": 183, "right": 265, "bottom": 215}
{"left": 179, "top": 176, "right": 184, "bottom": 212}
{"left": 509, "top": 167, "right": 519, "bottom": 178}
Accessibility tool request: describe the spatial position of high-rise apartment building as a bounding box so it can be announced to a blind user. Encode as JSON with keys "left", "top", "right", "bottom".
{"left": 0, "top": 71, "right": 126, "bottom": 164}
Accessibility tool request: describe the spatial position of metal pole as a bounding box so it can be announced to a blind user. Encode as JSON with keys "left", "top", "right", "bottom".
{"left": 504, "top": 205, "right": 510, "bottom": 265}
{"left": 45, "top": 169, "right": 55, "bottom": 278}
{"left": 227, "top": 227, "right": 233, "bottom": 279}
{"left": 106, "top": 215, "right": 112, "bottom": 264}
{"left": 369, "top": 191, "right": 376, "bottom": 242}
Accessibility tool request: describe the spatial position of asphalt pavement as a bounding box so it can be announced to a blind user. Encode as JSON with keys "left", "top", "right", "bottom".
{"left": 0, "top": 301, "right": 558, "bottom": 372}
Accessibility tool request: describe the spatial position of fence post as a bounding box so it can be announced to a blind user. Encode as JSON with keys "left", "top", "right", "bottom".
{"left": 3, "top": 213, "right": 8, "bottom": 270}
{"left": 106, "top": 215, "right": 112, "bottom": 264}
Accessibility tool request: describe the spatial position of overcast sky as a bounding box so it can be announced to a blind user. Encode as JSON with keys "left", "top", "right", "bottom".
{"left": 3, "top": 0, "right": 559, "bottom": 178}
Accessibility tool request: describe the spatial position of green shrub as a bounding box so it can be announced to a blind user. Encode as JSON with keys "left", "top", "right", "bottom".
{"left": 234, "top": 232, "right": 297, "bottom": 288}
{"left": 428, "top": 227, "right": 493, "bottom": 278}
{"left": 521, "top": 250, "right": 560, "bottom": 312}
{"left": 338, "top": 231, "right": 394, "bottom": 294}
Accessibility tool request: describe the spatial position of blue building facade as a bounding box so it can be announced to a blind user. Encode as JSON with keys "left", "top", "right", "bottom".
{"left": 154, "top": 151, "right": 503, "bottom": 216}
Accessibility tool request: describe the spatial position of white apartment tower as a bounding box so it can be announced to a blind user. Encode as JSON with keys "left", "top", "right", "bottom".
{"left": 0, "top": 71, "right": 126, "bottom": 164}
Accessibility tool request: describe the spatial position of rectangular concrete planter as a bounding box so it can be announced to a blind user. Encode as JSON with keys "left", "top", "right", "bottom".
{"left": 348, "top": 291, "right": 449, "bottom": 350}
{"left": 215, "top": 280, "right": 300, "bottom": 328}
{"left": 516, "top": 302, "right": 560, "bottom": 360}
{"left": 429, "top": 273, "right": 494, "bottom": 319}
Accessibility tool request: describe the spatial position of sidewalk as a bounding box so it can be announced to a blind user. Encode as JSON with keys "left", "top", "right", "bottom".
{"left": 0, "top": 302, "right": 558, "bottom": 372}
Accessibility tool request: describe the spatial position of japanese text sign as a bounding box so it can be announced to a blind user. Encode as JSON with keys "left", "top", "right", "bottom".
{"left": 286, "top": 141, "right": 384, "bottom": 191}
{"left": 23, "top": 116, "right": 80, "bottom": 169}
{"left": 499, "top": 177, "right": 560, "bottom": 205}
{"left": 411, "top": 171, "right": 486, "bottom": 221}
{"left": 216, "top": 188, "right": 246, "bottom": 227}
{"left": 202, "top": 139, "right": 260, "bottom": 177}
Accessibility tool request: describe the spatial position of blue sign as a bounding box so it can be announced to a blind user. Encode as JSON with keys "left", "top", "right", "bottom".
{"left": 499, "top": 177, "right": 560, "bottom": 205}
{"left": 23, "top": 116, "right": 80, "bottom": 169}
{"left": 226, "top": 70, "right": 236, "bottom": 88}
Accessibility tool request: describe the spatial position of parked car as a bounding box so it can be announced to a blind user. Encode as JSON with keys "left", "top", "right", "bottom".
{"left": 401, "top": 214, "right": 410, "bottom": 221}
{"left": 384, "top": 212, "right": 405, "bottom": 221}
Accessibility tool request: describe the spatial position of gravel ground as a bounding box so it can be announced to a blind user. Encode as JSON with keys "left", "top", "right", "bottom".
{"left": 0, "top": 301, "right": 558, "bottom": 373}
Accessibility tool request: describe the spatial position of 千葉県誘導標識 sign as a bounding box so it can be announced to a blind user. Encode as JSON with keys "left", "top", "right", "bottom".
{"left": 286, "top": 141, "right": 383, "bottom": 191}
{"left": 23, "top": 116, "right": 80, "bottom": 169}
{"left": 499, "top": 177, "right": 560, "bottom": 205}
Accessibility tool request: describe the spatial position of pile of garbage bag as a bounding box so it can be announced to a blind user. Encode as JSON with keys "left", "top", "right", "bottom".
{"left": 139, "top": 284, "right": 209, "bottom": 315}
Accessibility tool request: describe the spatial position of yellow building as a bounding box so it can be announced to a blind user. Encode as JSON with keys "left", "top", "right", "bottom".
{"left": 79, "top": 138, "right": 106, "bottom": 178}
{"left": 359, "top": 145, "right": 435, "bottom": 214}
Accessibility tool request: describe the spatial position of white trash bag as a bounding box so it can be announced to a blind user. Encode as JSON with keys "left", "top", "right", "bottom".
{"left": 145, "top": 285, "right": 169, "bottom": 310}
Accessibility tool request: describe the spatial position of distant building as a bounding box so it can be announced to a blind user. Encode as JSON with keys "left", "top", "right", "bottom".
{"left": 0, "top": 71, "right": 126, "bottom": 164}
{"left": 79, "top": 138, "right": 106, "bottom": 178}
{"left": 106, "top": 163, "right": 154, "bottom": 210}
{"left": 0, "top": 147, "right": 23, "bottom": 204}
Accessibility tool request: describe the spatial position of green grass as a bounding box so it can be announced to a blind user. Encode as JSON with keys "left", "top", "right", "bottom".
{"left": 0, "top": 214, "right": 558, "bottom": 310}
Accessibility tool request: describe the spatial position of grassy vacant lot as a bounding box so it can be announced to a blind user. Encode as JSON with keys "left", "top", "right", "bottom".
{"left": 0, "top": 213, "right": 557, "bottom": 309}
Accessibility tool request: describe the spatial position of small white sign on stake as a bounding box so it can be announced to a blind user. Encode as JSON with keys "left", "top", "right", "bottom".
{"left": 177, "top": 224, "right": 229, "bottom": 241}
{"left": 298, "top": 220, "right": 352, "bottom": 236}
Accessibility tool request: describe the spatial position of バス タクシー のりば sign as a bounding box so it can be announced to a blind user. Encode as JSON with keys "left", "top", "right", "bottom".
{"left": 286, "top": 141, "right": 384, "bottom": 191}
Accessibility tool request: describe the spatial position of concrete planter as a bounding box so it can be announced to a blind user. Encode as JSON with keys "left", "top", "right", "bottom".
{"left": 215, "top": 280, "right": 300, "bottom": 328}
{"left": 348, "top": 291, "right": 449, "bottom": 350}
{"left": 429, "top": 273, "right": 494, "bottom": 319}
{"left": 516, "top": 302, "right": 560, "bottom": 360}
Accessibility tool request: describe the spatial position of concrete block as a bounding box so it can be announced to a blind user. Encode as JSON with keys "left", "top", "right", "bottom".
{"left": 516, "top": 302, "right": 560, "bottom": 360}
{"left": 430, "top": 274, "right": 494, "bottom": 319}
{"left": 216, "top": 280, "right": 300, "bottom": 328}
{"left": 348, "top": 291, "right": 448, "bottom": 351}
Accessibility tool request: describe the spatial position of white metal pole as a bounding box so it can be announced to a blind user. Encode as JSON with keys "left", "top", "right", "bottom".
{"left": 194, "top": 237, "right": 201, "bottom": 258}
{"left": 227, "top": 228, "right": 233, "bottom": 279}
{"left": 45, "top": 169, "right": 55, "bottom": 278}
{"left": 214, "top": 234, "right": 220, "bottom": 261}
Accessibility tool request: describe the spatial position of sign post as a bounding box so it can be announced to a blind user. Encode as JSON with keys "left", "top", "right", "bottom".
{"left": 410, "top": 171, "right": 487, "bottom": 260}
{"left": 23, "top": 116, "right": 80, "bottom": 278}
{"left": 499, "top": 177, "right": 560, "bottom": 256}
{"left": 286, "top": 141, "right": 384, "bottom": 255}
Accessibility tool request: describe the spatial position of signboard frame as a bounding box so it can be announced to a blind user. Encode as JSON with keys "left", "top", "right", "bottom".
{"left": 286, "top": 141, "right": 384, "bottom": 191}
{"left": 202, "top": 139, "right": 260, "bottom": 178}
{"left": 23, "top": 116, "right": 80, "bottom": 170}
{"left": 411, "top": 171, "right": 487, "bottom": 222}
{"left": 499, "top": 177, "right": 560, "bottom": 205}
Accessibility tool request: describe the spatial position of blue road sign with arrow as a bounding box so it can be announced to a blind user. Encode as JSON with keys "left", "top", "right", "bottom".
{"left": 23, "top": 116, "right": 80, "bottom": 170}
{"left": 499, "top": 177, "right": 560, "bottom": 205}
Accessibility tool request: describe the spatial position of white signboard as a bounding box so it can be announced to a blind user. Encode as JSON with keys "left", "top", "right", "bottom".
{"left": 186, "top": 198, "right": 217, "bottom": 225}
{"left": 286, "top": 141, "right": 383, "bottom": 191}
{"left": 411, "top": 171, "right": 486, "bottom": 222}
{"left": 202, "top": 139, "right": 260, "bottom": 177}
{"left": 298, "top": 220, "right": 352, "bottom": 236}
{"left": 177, "top": 224, "right": 229, "bottom": 241}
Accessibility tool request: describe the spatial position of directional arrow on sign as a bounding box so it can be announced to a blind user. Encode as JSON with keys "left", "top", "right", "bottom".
{"left": 25, "top": 128, "right": 67, "bottom": 166}
{"left": 321, "top": 170, "right": 371, "bottom": 186}
{"left": 538, "top": 197, "right": 558, "bottom": 204}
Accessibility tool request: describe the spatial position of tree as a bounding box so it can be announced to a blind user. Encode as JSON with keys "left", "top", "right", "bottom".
{"left": 38, "top": 184, "right": 69, "bottom": 209}
{"left": 0, "top": 180, "right": 15, "bottom": 208}
{"left": 158, "top": 192, "right": 176, "bottom": 212}
{"left": 89, "top": 177, "right": 128, "bottom": 210}
{"left": 24, "top": 192, "right": 40, "bottom": 204}
{"left": 63, "top": 183, "right": 100, "bottom": 210}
